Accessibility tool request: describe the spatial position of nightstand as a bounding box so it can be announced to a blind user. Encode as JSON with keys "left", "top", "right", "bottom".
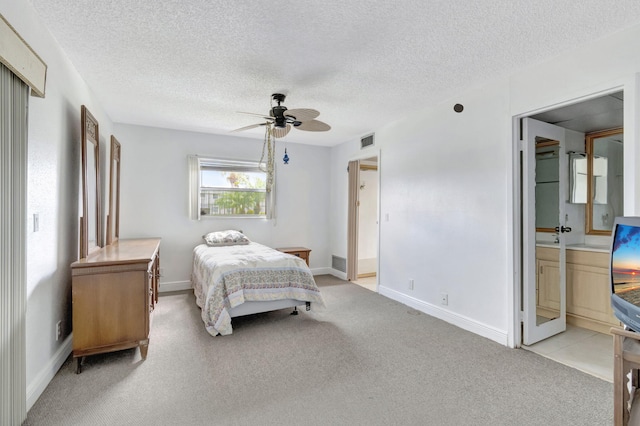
{"left": 277, "top": 247, "right": 311, "bottom": 266}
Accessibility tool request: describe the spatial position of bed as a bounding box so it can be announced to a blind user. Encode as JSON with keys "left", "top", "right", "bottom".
{"left": 191, "top": 230, "right": 325, "bottom": 336}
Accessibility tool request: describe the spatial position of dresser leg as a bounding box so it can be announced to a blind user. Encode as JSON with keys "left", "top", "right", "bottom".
{"left": 75, "top": 357, "right": 82, "bottom": 374}
{"left": 140, "top": 342, "right": 149, "bottom": 360}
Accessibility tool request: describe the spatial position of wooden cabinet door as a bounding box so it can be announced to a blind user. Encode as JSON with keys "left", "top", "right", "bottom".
{"left": 72, "top": 270, "right": 147, "bottom": 352}
{"left": 537, "top": 258, "right": 560, "bottom": 314}
{"left": 567, "top": 262, "right": 617, "bottom": 325}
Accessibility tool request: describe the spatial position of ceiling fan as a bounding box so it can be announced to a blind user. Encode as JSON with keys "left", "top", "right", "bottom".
{"left": 232, "top": 93, "right": 331, "bottom": 138}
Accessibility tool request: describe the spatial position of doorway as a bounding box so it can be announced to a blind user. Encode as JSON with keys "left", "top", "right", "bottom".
{"left": 515, "top": 90, "right": 624, "bottom": 381}
{"left": 347, "top": 155, "right": 379, "bottom": 292}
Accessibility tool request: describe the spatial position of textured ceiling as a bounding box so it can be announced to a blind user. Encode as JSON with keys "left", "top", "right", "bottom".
{"left": 28, "top": 0, "right": 640, "bottom": 146}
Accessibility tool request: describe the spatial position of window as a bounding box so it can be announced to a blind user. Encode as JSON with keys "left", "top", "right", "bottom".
{"left": 189, "top": 156, "right": 269, "bottom": 219}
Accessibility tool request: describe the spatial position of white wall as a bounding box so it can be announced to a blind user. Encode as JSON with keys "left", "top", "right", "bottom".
{"left": 113, "top": 124, "right": 332, "bottom": 289}
{"left": 330, "top": 23, "right": 640, "bottom": 347}
{"left": 331, "top": 80, "right": 512, "bottom": 345}
{"left": 1, "top": 0, "right": 115, "bottom": 408}
{"left": 382, "top": 79, "right": 512, "bottom": 342}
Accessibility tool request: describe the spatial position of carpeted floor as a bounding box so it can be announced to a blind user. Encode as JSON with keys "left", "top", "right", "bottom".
{"left": 25, "top": 275, "right": 613, "bottom": 425}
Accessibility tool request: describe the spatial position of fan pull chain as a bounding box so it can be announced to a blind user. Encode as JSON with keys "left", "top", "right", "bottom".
{"left": 259, "top": 125, "right": 275, "bottom": 192}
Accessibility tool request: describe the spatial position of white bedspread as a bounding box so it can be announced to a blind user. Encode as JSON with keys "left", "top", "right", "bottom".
{"left": 192, "top": 242, "right": 324, "bottom": 336}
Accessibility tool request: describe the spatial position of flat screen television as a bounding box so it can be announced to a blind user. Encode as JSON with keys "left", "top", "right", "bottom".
{"left": 611, "top": 216, "right": 640, "bottom": 331}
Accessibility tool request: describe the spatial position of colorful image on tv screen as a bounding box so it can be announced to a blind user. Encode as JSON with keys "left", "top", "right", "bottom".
{"left": 612, "top": 224, "right": 640, "bottom": 305}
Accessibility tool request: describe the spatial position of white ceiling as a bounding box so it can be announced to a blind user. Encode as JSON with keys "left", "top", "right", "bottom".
{"left": 29, "top": 0, "right": 640, "bottom": 147}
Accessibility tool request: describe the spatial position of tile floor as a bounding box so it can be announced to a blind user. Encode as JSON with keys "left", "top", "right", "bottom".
{"left": 351, "top": 277, "right": 613, "bottom": 382}
{"left": 352, "top": 275, "right": 377, "bottom": 292}
{"left": 523, "top": 324, "right": 613, "bottom": 382}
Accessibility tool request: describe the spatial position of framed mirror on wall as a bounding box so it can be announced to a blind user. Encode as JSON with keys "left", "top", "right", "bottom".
{"left": 106, "top": 136, "right": 121, "bottom": 245}
{"left": 586, "top": 128, "right": 623, "bottom": 235}
{"left": 80, "top": 105, "right": 102, "bottom": 258}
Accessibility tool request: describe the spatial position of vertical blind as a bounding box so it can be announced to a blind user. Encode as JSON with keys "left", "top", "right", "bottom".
{"left": 0, "top": 61, "right": 29, "bottom": 425}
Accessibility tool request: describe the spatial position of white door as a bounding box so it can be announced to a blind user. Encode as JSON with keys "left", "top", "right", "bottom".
{"left": 522, "top": 118, "right": 569, "bottom": 345}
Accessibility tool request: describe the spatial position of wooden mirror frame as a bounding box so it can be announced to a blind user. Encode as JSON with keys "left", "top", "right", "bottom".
{"left": 80, "top": 105, "right": 102, "bottom": 258}
{"left": 585, "top": 127, "right": 623, "bottom": 236}
{"left": 106, "top": 136, "right": 121, "bottom": 245}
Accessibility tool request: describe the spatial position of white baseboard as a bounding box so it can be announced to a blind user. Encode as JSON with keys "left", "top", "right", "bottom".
{"left": 329, "top": 269, "right": 347, "bottom": 280}
{"left": 310, "top": 267, "right": 332, "bottom": 276}
{"left": 27, "top": 333, "right": 73, "bottom": 410}
{"left": 379, "top": 286, "right": 508, "bottom": 346}
{"left": 160, "top": 280, "right": 192, "bottom": 293}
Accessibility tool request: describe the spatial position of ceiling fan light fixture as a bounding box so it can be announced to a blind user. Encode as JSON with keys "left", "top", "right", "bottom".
{"left": 270, "top": 124, "right": 291, "bottom": 138}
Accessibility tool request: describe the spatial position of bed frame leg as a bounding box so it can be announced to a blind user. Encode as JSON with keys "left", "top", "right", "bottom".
{"left": 290, "top": 306, "right": 299, "bottom": 315}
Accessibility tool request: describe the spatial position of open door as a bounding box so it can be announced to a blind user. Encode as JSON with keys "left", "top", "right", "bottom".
{"left": 522, "top": 118, "right": 570, "bottom": 345}
{"left": 347, "top": 160, "right": 360, "bottom": 281}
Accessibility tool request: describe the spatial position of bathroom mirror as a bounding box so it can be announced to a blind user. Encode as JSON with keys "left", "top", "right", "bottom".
{"left": 106, "top": 136, "right": 121, "bottom": 245}
{"left": 586, "top": 128, "right": 623, "bottom": 235}
{"left": 535, "top": 141, "right": 559, "bottom": 232}
{"left": 80, "top": 105, "right": 101, "bottom": 258}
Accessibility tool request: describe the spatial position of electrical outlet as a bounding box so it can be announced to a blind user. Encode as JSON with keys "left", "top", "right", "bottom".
{"left": 408, "top": 279, "right": 414, "bottom": 290}
{"left": 440, "top": 293, "right": 448, "bottom": 306}
{"left": 55, "top": 320, "right": 62, "bottom": 341}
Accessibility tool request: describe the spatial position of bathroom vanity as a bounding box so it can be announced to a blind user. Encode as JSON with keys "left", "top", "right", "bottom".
{"left": 536, "top": 244, "right": 618, "bottom": 333}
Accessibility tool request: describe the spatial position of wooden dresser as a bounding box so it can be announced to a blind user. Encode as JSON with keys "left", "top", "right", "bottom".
{"left": 71, "top": 238, "right": 161, "bottom": 373}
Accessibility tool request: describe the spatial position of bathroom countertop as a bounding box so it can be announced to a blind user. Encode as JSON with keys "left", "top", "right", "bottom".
{"left": 535, "top": 242, "right": 609, "bottom": 253}
{"left": 566, "top": 243, "right": 610, "bottom": 253}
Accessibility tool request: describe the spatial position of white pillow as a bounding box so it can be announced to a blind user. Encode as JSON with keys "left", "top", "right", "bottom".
{"left": 203, "top": 230, "right": 250, "bottom": 247}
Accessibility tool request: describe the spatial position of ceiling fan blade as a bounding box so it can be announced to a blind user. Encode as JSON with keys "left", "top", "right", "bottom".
{"left": 283, "top": 108, "right": 320, "bottom": 122}
{"left": 238, "top": 111, "right": 274, "bottom": 121}
{"left": 270, "top": 124, "right": 291, "bottom": 138}
{"left": 295, "top": 119, "right": 331, "bottom": 132}
{"left": 231, "top": 122, "right": 268, "bottom": 132}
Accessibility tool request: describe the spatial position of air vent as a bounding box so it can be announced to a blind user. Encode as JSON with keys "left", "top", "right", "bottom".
{"left": 360, "top": 133, "right": 374, "bottom": 149}
{"left": 332, "top": 255, "right": 347, "bottom": 273}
